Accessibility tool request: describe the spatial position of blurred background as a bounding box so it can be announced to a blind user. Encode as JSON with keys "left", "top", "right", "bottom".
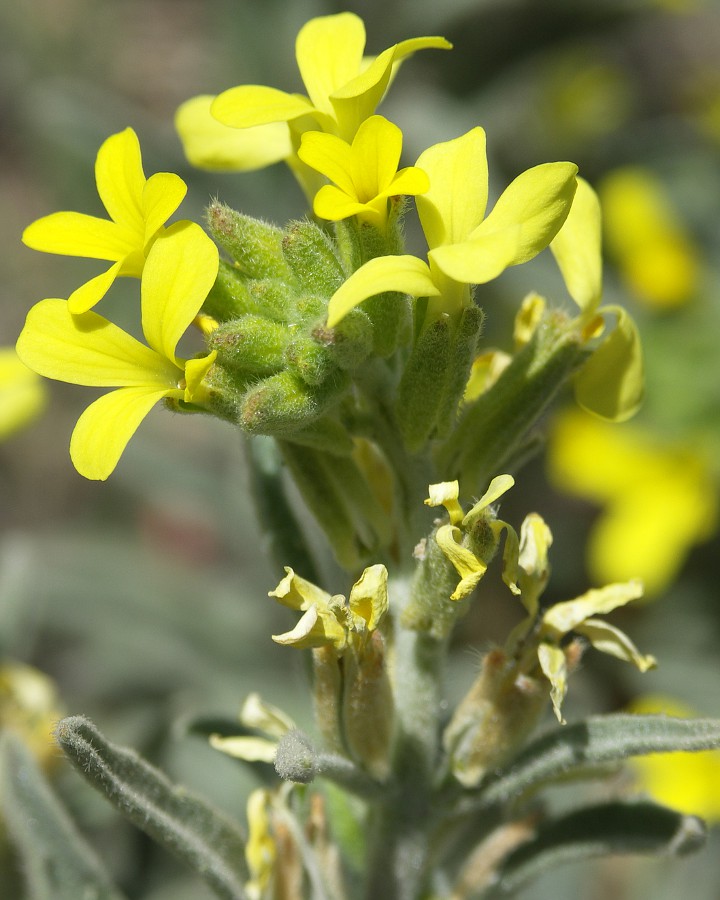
{"left": 2, "top": 0, "right": 720, "bottom": 897}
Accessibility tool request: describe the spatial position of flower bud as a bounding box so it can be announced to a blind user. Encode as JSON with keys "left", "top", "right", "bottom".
{"left": 239, "top": 370, "right": 349, "bottom": 436}
{"left": 282, "top": 220, "right": 345, "bottom": 298}
{"left": 207, "top": 200, "right": 292, "bottom": 281}
{"left": 209, "top": 315, "right": 291, "bottom": 376}
{"left": 285, "top": 336, "right": 336, "bottom": 386}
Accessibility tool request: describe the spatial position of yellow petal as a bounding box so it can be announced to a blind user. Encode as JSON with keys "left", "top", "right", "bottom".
{"left": 574, "top": 305, "right": 643, "bottom": 421}
{"left": 70, "top": 385, "right": 172, "bottom": 480}
{"left": 176, "top": 95, "right": 292, "bottom": 171}
{"left": 425, "top": 480, "right": 463, "bottom": 525}
{"left": 436, "top": 524, "right": 487, "bottom": 600}
{"left": 348, "top": 564, "right": 388, "bottom": 632}
{"left": 574, "top": 618, "right": 656, "bottom": 672}
{"left": 550, "top": 177, "right": 602, "bottom": 312}
{"left": 296, "top": 12, "right": 366, "bottom": 116}
{"left": 428, "top": 226, "right": 522, "bottom": 285}
{"left": 537, "top": 642, "right": 568, "bottom": 723}
{"left": 312, "top": 185, "right": 370, "bottom": 222}
{"left": 542, "top": 579, "right": 644, "bottom": 637}
{"left": 140, "top": 221, "right": 219, "bottom": 363}
{"left": 298, "top": 131, "right": 358, "bottom": 196}
{"left": 472, "top": 162, "right": 578, "bottom": 265}
{"left": 352, "top": 115, "right": 403, "bottom": 197}
{"left": 416, "top": 128, "right": 488, "bottom": 249}
{"left": 67, "top": 261, "right": 123, "bottom": 314}
{"left": 240, "top": 693, "right": 295, "bottom": 737}
{"left": 22, "top": 211, "right": 136, "bottom": 261}
{"left": 387, "top": 165, "right": 430, "bottom": 199}
{"left": 184, "top": 351, "right": 217, "bottom": 402}
{"left": 94, "top": 127, "right": 145, "bottom": 233}
{"left": 17, "top": 300, "right": 180, "bottom": 387}
{"left": 268, "top": 567, "right": 333, "bottom": 613}
{"left": 515, "top": 512, "right": 553, "bottom": 616}
{"left": 209, "top": 734, "right": 278, "bottom": 763}
{"left": 141, "top": 172, "right": 187, "bottom": 247}
{"left": 461, "top": 473, "right": 515, "bottom": 528}
{"left": 272, "top": 603, "right": 346, "bottom": 649}
{"left": 327, "top": 255, "right": 439, "bottom": 327}
{"left": 211, "top": 85, "right": 317, "bottom": 129}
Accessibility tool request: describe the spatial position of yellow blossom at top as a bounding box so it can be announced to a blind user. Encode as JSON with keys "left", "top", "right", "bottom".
{"left": 177, "top": 12, "right": 450, "bottom": 201}
{"left": 547, "top": 407, "right": 718, "bottom": 596}
{"left": 16, "top": 221, "right": 219, "bottom": 481}
{"left": 327, "top": 127, "right": 577, "bottom": 327}
{"left": 22, "top": 128, "right": 187, "bottom": 314}
{"left": 0, "top": 348, "right": 47, "bottom": 440}
{"left": 550, "top": 176, "right": 644, "bottom": 421}
{"left": 599, "top": 167, "right": 699, "bottom": 310}
{"left": 297, "top": 115, "right": 429, "bottom": 228}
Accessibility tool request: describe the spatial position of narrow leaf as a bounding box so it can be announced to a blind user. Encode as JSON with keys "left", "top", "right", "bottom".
{"left": 0, "top": 731, "right": 126, "bottom": 900}
{"left": 55, "top": 716, "right": 249, "bottom": 900}
{"left": 496, "top": 801, "right": 705, "bottom": 893}
{"left": 474, "top": 713, "right": 720, "bottom": 809}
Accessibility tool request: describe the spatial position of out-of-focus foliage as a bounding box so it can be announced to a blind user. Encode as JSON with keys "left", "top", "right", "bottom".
{"left": 3, "top": 1, "right": 720, "bottom": 897}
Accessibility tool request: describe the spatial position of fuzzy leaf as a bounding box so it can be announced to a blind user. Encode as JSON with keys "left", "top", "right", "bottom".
{"left": 496, "top": 801, "right": 705, "bottom": 893}
{"left": 0, "top": 731, "right": 126, "bottom": 900}
{"left": 473, "top": 713, "right": 720, "bottom": 809}
{"left": 55, "top": 716, "right": 249, "bottom": 900}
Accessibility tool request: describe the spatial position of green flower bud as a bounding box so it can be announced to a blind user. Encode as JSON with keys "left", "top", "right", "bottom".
{"left": 313, "top": 310, "right": 374, "bottom": 371}
{"left": 206, "top": 200, "right": 293, "bottom": 281}
{"left": 274, "top": 730, "right": 317, "bottom": 784}
{"left": 240, "top": 370, "right": 349, "bottom": 436}
{"left": 209, "top": 315, "right": 292, "bottom": 376}
{"left": 282, "top": 220, "right": 346, "bottom": 298}
{"left": 285, "top": 335, "right": 336, "bottom": 386}
{"left": 202, "top": 259, "right": 254, "bottom": 322}
{"left": 362, "top": 291, "right": 412, "bottom": 358}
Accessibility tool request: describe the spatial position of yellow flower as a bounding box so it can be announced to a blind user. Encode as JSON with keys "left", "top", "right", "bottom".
{"left": 269, "top": 564, "right": 388, "bottom": 652}
{"left": 297, "top": 115, "right": 429, "bottom": 228}
{"left": 327, "top": 127, "right": 577, "bottom": 327}
{"left": 630, "top": 696, "right": 720, "bottom": 822}
{"left": 549, "top": 177, "right": 643, "bottom": 421}
{"left": 178, "top": 12, "right": 450, "bottom": 201}
{"left": 16, "top": 221, "right": 219, "bottom": 480}
{"left": 547, "top": 407, "right": 718, "bottom": 596}
{"left": 0, "top": 348, "right": 47, "bottom": 439}
{"left": 245, "top": 789, "right": 277, "bottom": 899}
{"left": 599, "top": 167, "right": 699, "bottom": 310}
{"left": 22, "top": 127, "right": 187, "bottom": 314}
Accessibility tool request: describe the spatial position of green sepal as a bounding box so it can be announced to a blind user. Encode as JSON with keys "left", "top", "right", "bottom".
{"left": 209, "top": 315, "right": 292, "bottom": 376}
{"left": 282, "top": 220, "right": 346, "bottom": 298}
{"left": 321, "top": 452, "right": 394, "bottom": 551}
{"left": 396, "top": 317, "right": 452, "bottom": 453}
{"left": 362, "top": 290, "right": 413, "bottom": 358}
{"left": 0, "top": 732, "right": 126, "bottom": 900}
{"left": 495, "top": 802, "right": 705, "bottom": 894}
{"left": 435, "top": 304, "right": 485, "bottom": 434}
{"left": 278, "top": 441, "right": 363, "bottom": 571}
{"left": 206, "top": 200, "right": 292, "bottom": 281}
{"left": 333, "top": 204, "right": 405, "bottom": 273}
{"left": 239, "top": 369, "right": 349, "bottom": 436}
{"left": 437, "top": 314, "right": 588, "bottom": 494}
{"left": 54, "top": 716, "right": 249, "bottom": 900}
{"left": 471, "top": 713, "right": 720, "bottom": 810}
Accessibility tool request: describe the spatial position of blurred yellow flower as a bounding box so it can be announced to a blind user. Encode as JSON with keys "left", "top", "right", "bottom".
{"left": 630, "top": 696, "right": 720, "bottom": 822}
{"left": 0, "top": 348, "right": 46, "bottom": 440}
{"left": 599, "top": 167, "right": 700, "bottom": 310}
{"left": 22, "top": 128, "right": 187, "bottom": 314}
{"left": 0, "top": 662, "right": 62, "bottom": 771}
{"left": 547, "top": 407, "right": 717, "bottom": 596}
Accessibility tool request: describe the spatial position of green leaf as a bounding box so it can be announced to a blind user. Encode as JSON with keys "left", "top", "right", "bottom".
{"left": 0, "top": 731, "right": 126, "bottom": 900}
{"left": 473, "top": 713, "right": 720, "bottom": 809}
{"left": 55, "top": 716, "right": 249, "bottom": 900}
{"left": 495, "top": 801, "right": 705, "bottom": 894}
